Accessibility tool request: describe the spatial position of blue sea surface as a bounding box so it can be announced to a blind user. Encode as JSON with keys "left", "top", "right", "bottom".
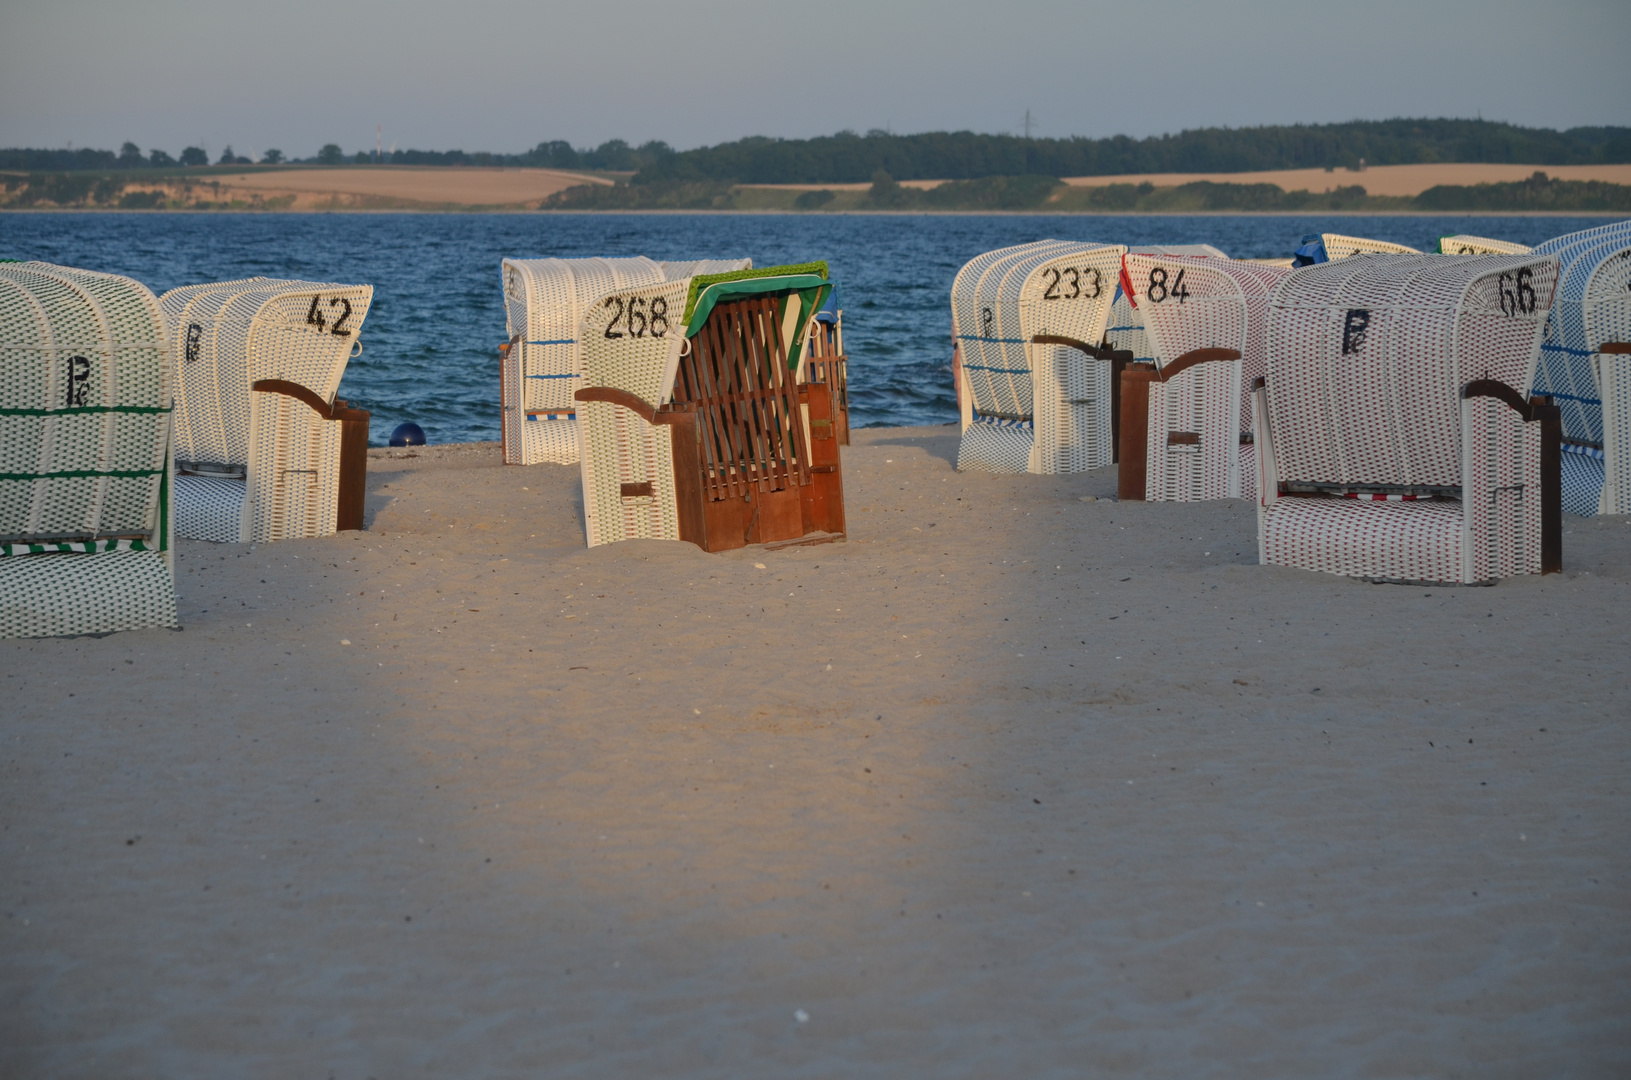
{"left": 0, "top": 212, "right": 1614, "bottom": 444}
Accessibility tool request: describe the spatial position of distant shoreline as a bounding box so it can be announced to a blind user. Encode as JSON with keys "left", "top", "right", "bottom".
{"left": 3, "top": 207, "right": 1623, "bottom": 217}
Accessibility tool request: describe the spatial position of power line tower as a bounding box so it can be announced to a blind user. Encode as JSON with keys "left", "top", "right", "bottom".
{"left": 1023, "top": 109, "right": 1033, "bottom": 140}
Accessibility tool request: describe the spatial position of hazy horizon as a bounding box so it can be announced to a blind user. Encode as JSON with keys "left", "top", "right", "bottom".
{"left": 2, "top": 0, "right": 1627, "bottom": 162}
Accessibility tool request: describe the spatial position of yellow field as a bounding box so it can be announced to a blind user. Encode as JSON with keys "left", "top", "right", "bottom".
{"left": 1059, "top": 163, "right": 1631, "bottom": 197}
{"left": 209, "top": 166, "right": 613, "bottom": 208}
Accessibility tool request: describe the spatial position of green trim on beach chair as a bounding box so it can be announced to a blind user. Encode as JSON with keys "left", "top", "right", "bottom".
{"left": 682, "top": 263, "right": 830, "bottom": 342}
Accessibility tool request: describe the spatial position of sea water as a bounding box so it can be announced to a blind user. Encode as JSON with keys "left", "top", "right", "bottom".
{"left": 0, "top": 212, "right": 1611, "bottom": 443}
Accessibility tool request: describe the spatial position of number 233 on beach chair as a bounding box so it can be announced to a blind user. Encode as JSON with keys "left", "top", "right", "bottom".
{"left": 499, "top": 257, "right": 751, "bottom": 467}
{"left": 1116, "top": 253, "right": 1290, "bottom": 502}
{"left": 1254, "top": 254, "right": 1562, "bottom": 584}
{"left": 951, "top": 240, "right": 1129, "bottom": 474}
{"left": 572, "top": 264, "right": 844, "bottom": 552}
{"left": 160, "top": 278, "right": 372, "bottom": 544}
{"left": 1527, "top": 220, "right": 1631, "bottom": 515}
{"left": 1, "top": 263, "right": 177, "bottom": 638}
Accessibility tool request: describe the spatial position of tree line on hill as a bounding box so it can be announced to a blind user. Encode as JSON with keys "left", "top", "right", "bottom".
{"left": 622, "top": 120, "right": 1631, "bottom": 186}
{"left": 8, "top": 119, "right": 1628, "bottom": 182}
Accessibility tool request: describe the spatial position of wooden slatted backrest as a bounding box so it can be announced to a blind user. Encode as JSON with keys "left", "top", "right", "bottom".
{"left": 674, "top": 296, "right": 811, "bottom": 502}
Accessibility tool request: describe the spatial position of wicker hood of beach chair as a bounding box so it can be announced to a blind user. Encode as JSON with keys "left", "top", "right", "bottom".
{"left": 1118, "top": 252, "right": 1289, "bottom": 503}
{"left": 950, "top": 240, "right": 1130, "bottom": 475}
{"left": 160, "top": 277, "right": 373, "bottom": 544}
{"left": 1525, "top": 220, "right": 1631, "bottom": 515}
{"left": 572, "top": 264, "right": 840, "bottom": 552}
{"left": 1438, "top": 235, "right": 1533, "bottom": 256}
{"left": 499, "top": 257, "right": 751, "bottom": 467}
{"left": 1318, "top": 234, "right": 1424, "bottom": 260}
{"left": 1255, "top": 253, "right": 1562, "bottom": 584}
{"left": 1, "top": 262, "right": 177, "bottom": 638}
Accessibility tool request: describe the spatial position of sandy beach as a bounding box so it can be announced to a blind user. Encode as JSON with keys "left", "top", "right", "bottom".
{"left": 3, "top": 426, "right": 1628, "bottom": 1077}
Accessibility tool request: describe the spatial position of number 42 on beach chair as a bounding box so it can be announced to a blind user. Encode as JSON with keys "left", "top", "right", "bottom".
{"left": 161, "top": 278, "right": 373, "bottom": 544}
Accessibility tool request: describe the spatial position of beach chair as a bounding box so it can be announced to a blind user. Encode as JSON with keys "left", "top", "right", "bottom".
{"left": 499, "top": 257, "right": 750, "bottom": 466}
{"left": 1293, "top": 234, "right": 1421, "bottom": 265}
{"left": 572, "top": 264, "right": 843, "bottom": 551}
{"left": 1117, "top": 253, "right": 1290, "bottom": 502}
{"left": 950, "top": 240, "right": 1129, "bottom": 474}
{"left": 1, "top": 262, "right": 177, "bottom": 637}
{"left": 160, "top": 278, "right": 373, "bottom": 543}
{"left": 1526, "top": 220, "right": 1631, "bottom": 513}
{"left": 1438, "top": 235, "right": 1532, "bottom": 255}
{"left": 1254, "top": 253, "right": 1562, "bottom": 584}
{"left": 801, "top": 287, "right": 849, "bottom": 445}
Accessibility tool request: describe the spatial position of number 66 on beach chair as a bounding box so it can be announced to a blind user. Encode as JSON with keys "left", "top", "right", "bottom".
{"left": 1116, "top": 253, "right": 1290, "bottom": 501}
{"left": 1254, "top": 254, "right": 1563, "bottom": 584}
{"left": 950, "top": 240, "right": 1129, "bottom": 474}
{"left": 572, "top": 264, "right": 844, "bottom": 551}
{"left": 1, "top": 263, "right": 177, "bottom": 638}
{"left": 160, "top": 278, "right": 373, "bottom": 543}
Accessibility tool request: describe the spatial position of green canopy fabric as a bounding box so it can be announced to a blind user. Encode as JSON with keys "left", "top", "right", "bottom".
{"left": 682, "top": 262, "right": 832, "bottom": 356}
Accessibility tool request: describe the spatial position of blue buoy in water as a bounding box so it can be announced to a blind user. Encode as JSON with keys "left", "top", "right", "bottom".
{"left": 389, "top": 422, "right": 426, "bottom": 447}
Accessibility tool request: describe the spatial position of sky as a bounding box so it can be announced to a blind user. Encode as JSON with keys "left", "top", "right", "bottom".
{"left": 1, "top": 0, "right": 1627, "bottom": 160}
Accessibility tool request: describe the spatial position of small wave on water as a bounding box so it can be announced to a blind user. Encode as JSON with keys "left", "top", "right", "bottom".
{"left": 1, "top": 211, "right": 1609, "bottom": 443}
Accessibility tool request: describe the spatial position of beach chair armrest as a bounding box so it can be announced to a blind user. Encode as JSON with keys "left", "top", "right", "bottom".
{"left": 252, "top": 379, "right": 340, "bottom": 419}
{"left": 1157, "top": 348, "right": 1241, "bottom": 383}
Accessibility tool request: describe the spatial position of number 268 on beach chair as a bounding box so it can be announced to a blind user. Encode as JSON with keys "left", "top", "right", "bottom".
{"left": 1254, "top": 254, "right": 1563, "bottom": 584}
{"left": 572, "top": 265, "right": 845, "bottom": 552}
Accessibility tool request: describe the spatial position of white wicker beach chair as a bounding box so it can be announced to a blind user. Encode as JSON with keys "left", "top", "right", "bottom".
{"left": 1, "top": 262, "right": 177, "bottom": 637}
{"left": 1117, "top": 252, "right": 1290, "bottom": 502}
{"left": 1318, "top": 234, "right": 1422, "bottom": 260}
{"left": 572, "top": 264, "right": 842, "bottom": 551}
{"left": 1254, "top": 253, "right": 1562, "bottom": 584}
{"left": 950, "top": 240, "right": 1132, "bottom": 474}
{"left": 160, "top": 278, "right": 373, "bottom": 544}
{"left": 1438, "top": 235, "right": 1532, "bottom": 256}
{"left": 500, "top": 257, "right": 751, "bottom": 466}
{"left": 1527, "top": 220, "right": 1631, "bottom": 514}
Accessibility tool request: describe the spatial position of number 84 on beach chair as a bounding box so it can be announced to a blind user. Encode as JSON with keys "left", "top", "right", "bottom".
{"left": 1254, "top": 254, "right": 1563, "bottom": 585}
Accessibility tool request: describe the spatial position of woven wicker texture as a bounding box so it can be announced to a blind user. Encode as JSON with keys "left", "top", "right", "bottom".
{"left": 501, "top": 258, "right": 750, "bottom": 466}
{"left": 1104, "top": 244, "right": 1229, "bottom": 380}
{"left": 1561, "top": 445, "right": 1606, "bottom": 516}
{"left": 1319, "top": 234, "right": 1422, "bottom": 260}
{"left": 1123, "top": 253, "right": 1288, "bottom": 501}
{"left": 576, "top": 276, "right": 693, "bottom": 546}
{"left": 159, "top": 278, "right": 370, "bottom": 544}
{"left": 1256, "top": 254, "right": 1559, "bottom": 583}
{"left": 950, "top": 240, "right": 1128, "bottom": 474}
{"left": 0, "top": 261, "right": 175, "bottom": 637}
{"left": 174, "top": 473, "right": 247, "bottom": 544}
{"left": 1438, "top": 235, "right": 1532, "bottom": 256}
{"left": 1527, "top": 221, "right": 1631, "bottom": 513}
{"left": 575, "top": 268, "right": 827, "bottom": 548}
